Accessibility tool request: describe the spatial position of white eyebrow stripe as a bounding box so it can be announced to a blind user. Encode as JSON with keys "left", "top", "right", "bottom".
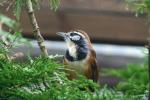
{"left": 71, "top": 35, "right": 80, "bottom": 41}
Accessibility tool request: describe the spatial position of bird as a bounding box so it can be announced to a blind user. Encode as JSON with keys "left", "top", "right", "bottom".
{"left": 56, "top": 30, "right": 99, "bottom": 82}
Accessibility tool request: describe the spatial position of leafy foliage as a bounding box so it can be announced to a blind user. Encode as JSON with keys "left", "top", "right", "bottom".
{"left": 0, "top": 14, "right": 16, "bottom": 29}
{"left": 0, "top": 40, "right": 148, "bottom": 100}
{"left": 103, "top": 58, "right": 148, "bottom": 99}
{"left": 0, "top": 54, "right": 101, "bottom": 100}
{"left": 0, "top": 14, "right": 28, "bottom": 57}
{"left": 13, "top": 0, "right": 25, "bottom": 20}
{"left": 0, "top": 30, "right": 148, "bottom": 99}
{"left": 49, "top": 0, "right": 60, "bottom": 11}
{"left": 0, "top": 0, "right": 60, "bottom": 20}
{"left": 126, "top": 0, "right": 150, "bottom": 21}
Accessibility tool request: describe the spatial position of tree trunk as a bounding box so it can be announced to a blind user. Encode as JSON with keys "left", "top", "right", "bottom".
{"left": 25, "top": 0, "right": 48, "bottom": 57}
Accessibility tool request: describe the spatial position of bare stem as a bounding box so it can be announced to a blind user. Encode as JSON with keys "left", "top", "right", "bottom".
{"left": 25, "top": 0, "right": 48, "bottom": 57}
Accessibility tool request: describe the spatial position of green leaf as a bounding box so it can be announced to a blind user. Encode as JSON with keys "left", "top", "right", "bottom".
{"left": 0, "top": 14, "right": 16, "bottom": 28}
{"left": 49, "top": 0, "right": 60, "bottom": 11}
{"left": 13, "top": 0, "right": 25, "bottom": 20}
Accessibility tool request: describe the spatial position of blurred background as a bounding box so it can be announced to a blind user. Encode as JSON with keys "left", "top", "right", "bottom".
{"left": 1, "top": 0, "right": 148, "bottom": 86}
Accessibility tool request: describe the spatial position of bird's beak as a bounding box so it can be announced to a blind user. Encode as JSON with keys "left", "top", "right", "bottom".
{"left": 56, "top": 32, "right": 67, "bottom": 38}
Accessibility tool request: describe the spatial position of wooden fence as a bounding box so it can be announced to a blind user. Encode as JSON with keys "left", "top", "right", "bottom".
{"left": 1, "top": 0, "right": 149, "bottom": 45}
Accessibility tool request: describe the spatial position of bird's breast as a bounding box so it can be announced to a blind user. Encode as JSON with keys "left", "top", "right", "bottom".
{"left": 65, "top": 54, "right": 90, "bottom": 74}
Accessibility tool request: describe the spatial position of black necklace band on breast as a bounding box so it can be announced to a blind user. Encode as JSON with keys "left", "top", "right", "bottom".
{"left": 65, "top": 45, "right": 88, "bottom": 62}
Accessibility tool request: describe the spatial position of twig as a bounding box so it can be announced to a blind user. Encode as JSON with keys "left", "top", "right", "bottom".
{"left": 25, "top": 0, "right": 48, "bottom": 57}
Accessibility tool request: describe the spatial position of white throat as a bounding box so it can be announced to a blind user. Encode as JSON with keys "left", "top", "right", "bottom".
{"left": 66, "top": 40, "right": 77, "bottom": 59}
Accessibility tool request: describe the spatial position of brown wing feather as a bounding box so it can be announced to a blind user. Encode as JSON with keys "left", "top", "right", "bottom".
{"left": 91, "top": 59, "right": 99, "bottom": 82}
{"left": 88, "top": 49, "right": 99, "bottom": 82}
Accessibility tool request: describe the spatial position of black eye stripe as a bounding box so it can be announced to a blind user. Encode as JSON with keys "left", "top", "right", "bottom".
{"left": 70, "top": 33, "right": 78, "bottom": 36}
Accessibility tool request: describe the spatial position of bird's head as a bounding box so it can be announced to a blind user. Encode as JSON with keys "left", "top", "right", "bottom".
{"left": 56, "top": 30, "right": 91, "bottom": 47}
{"left": 57, "top": 30, "right": 92, "bottom": 61}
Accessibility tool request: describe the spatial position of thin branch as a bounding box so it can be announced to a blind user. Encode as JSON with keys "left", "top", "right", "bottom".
{"left": 25, "top": 0, "right": 48, "bottom": 57}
